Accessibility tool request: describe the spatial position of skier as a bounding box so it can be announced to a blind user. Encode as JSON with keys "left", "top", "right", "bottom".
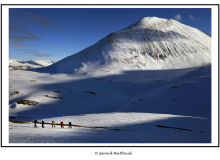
{"left": 68, "top": 121, "right": 72, "bottom": 129}
{"left": 61, "top": 121, "right": 64, "bottom": 129}
{"left": 52, "top": 121, "right": 55, "bottom": 128}
{"left": 42, "top": 121, "right": 44, "bottom": 128}
{"left": 34, "top": 119, "right": 37, "bottom": 128}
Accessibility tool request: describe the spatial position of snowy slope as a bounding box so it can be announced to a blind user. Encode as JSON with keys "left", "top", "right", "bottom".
{"left": 9, "top": 59, "right": 56, "bottom": 70}
{"left": 34, "top": 17, "right": 211, "bottom": 75}
{"left": 9, "top": 64, "right": 211, "bottom": 143}
{"left": 9, "top": 65, "right": 211, "bottom": 119}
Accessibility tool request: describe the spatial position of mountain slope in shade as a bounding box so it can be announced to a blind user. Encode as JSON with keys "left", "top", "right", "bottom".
{"left": 35, "top": 17, "right": 211, "bottom": 75}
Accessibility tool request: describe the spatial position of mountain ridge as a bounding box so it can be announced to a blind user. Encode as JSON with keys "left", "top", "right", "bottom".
{"left": 9, "top": 59, "right": 57, "bottom": 70}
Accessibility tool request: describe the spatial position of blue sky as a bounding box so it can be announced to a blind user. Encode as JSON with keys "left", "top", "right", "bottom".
{"left": 9, "top": 8, "right": 211, "bottom": 61}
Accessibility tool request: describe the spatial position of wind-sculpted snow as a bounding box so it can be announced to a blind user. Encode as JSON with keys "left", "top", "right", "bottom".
{"left": 106, "top": 17, "right": 210, "bottom": 64}
{"left": 32, "top": 17, "right": 211, "bottom": 75}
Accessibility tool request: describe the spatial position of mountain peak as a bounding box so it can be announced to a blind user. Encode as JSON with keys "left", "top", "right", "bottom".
{"left": 140, "top": 16, "right": 165, "bottom": 21}
{"left": 34, "top": 17, "right": 211, "bottom": 74}
{"left": 125, "top": 16, "right": 177, "bottom": 31}
{"left": 140, "top": 16, "right": 176, "bottom": 22}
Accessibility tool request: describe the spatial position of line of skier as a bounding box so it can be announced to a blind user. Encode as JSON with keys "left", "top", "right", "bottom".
{"left": 33, "top": 119, "right": 72, "bottom": 129}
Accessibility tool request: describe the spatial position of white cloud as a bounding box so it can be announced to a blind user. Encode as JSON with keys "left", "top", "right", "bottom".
{"left": 189, "top": 15, "right": 195, "bottom": 21}
{"left": 174, "top": 14, "right": 182, "bottom": 21}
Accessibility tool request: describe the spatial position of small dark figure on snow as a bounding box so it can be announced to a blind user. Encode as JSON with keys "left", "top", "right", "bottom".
{"left": 68, "top": 121, "right": 72, "bottom": 129}
{"left": 42, "top": 121, "right": 44, "bottom": 128}
{"left": 52, "top": 121, "right": 55, "bottom": 128}
{"left": 61, "top": 121, "right": 64, "bottom": 129}
{"left": 34, "top": 119, "right": 37, "bottom": 128}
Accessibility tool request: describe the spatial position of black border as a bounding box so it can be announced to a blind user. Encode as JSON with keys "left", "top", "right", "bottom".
{"left": 1, "top": 4, "right": 219, "bottom": 147}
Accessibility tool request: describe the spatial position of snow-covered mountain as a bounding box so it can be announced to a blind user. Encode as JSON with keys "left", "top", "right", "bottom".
{"left": 36, "top": 17, "right": 211, "bottom": 75}
{"left": 9, "top": 59, "right": 57, "bottom": 70}
{"left": 8, "top": 17, "right": 212, "bottom": 144}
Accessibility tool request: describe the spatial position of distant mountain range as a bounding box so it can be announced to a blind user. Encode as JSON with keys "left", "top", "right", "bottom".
{"left": 34, "top": 17, "right": 211, "bottom": 75}
{"left": 9, "top": 59, "right": 57, "bottom": 70}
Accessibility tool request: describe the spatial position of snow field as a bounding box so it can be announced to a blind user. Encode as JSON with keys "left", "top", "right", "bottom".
{"left": 9, "top": 65, "right": 211, "bottom": 143}
{"left": 9, "top": 112, "right": 210, "bottom": 143}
